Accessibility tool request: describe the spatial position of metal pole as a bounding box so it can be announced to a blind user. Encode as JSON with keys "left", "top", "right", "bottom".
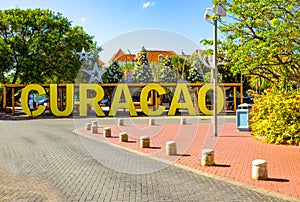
{"left": 213, "top": 18, "right": 218, "bottom": 137}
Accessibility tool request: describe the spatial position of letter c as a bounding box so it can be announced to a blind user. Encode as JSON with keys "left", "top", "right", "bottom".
{"left": 21, "top": 84, "right": 46, "bottom": 117}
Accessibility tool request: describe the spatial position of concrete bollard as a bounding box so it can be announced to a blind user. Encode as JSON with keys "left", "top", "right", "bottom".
{"left": 252, "top": 159, "right": 268, "bottom": 180}
{"left": 201, "top": 149, "right": 214, "bottom": 166}
{"left": 119, "top": 132, "right": 128, "bottom": 142}
{"left": 149, "top": 118, "right": 155, "bottom": 125}
{"left": 91, "top": 125, "right": 98, "bottom": 134}
{"left": 118, "top": 119, "right": 124, "bottom": 126}
{"left": 140, "top": 136, "right": 150, "bottom": 148}
{"left": 92, "top": 121, "right": 98, "bottom": 127}
{"left": 166, "top": 141, "right": 177, "bottom": 156}
{"left": 103, "top": 127, "right": 111, "bottom": 137}
{"left": 85, "top": 123, "right": 92, "bottom": 130}
{"left": 180, "top": 117, "right": 187, "bottom": 125}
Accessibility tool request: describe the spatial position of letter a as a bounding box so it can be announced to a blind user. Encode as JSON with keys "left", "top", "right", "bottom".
{"left": 109, "top": 84, "right": 137, "bottom": 116}
{"left": 79, "top": 84, "right": 105, "bottom": 116}
{"left": 168, "top": 84, "right": 196, "bottom": 116}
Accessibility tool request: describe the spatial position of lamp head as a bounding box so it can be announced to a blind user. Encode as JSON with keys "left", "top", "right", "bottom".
{"left": 204, "top": 10, "right": 211, "bottom": 20}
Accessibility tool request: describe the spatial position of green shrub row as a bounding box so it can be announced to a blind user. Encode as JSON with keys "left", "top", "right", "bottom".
{"left": 250, "top": 90, "right": 300, "bottom": 145}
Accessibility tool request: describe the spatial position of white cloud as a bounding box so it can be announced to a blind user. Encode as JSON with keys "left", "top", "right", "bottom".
{"left": 79, "top": 17, "right": 88, "bottom": 23}
{"left": 142, "top": 1, "right": 154, "bottom": 9}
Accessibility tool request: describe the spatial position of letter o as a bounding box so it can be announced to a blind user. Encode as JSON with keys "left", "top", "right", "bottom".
{"left": 198, "top": 84, "right": 225, "bottom": 115}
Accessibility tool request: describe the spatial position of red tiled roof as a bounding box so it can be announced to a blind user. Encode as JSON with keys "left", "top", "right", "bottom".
{"left": 109, "top": 49, "right": 125, "bottom": 62}
{"left": 110, "top": 49, "right": 178, "bottom": 63}
{"left": 117, "top": 54, "right": 136, "bottom": 63}
{"left": 98, "top": 58, "right": 105, "bottom": 65}
{"left": 146, "top": 50, "right": 177, "bottom": 62}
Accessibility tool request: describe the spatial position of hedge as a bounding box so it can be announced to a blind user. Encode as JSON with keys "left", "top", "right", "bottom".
{"left": 250, "top": 89, "right": 300, "bottom": 145}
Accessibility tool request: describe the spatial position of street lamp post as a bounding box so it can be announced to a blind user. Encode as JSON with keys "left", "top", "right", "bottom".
{"left": 204, "top": 5, "right": 226, "bottom": 137}
{"left": 213, "top": 17, "right": 218, "bottom": 137}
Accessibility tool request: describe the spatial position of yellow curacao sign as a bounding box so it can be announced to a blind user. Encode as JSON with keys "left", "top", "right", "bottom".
{"left": 21, "top": 84, "right": 225, "bottom": 117}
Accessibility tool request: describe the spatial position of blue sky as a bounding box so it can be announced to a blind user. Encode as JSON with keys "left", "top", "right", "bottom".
{"left": 0, "top": 0, "right": 220, "bottom": 62}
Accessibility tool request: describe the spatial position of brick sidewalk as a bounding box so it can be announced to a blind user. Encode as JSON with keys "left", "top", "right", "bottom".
{"left": 78, "top": 120, "right": 300, "bottom": 199}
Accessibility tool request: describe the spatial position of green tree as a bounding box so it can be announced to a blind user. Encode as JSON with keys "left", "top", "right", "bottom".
{"left": 215, "top": 0, "right": 300, "bottom": 90}
{"left": 203, "top": 71, "right": 223, "bottom": 83}
{"left": 103, "top": 60, "right": 124, "bottom": 83}
{"left": 171, "top": 55, "right": 191, "bottom": 80}
{"left": 121, "top": 63, "right": 135, "bottom": 73}
{"left": 187, "top": 61, "right": 203, "bottom": 83}
{"left": 248, "top": 75, "right": 273, "bottom": 93}
{"left": 0, "top": 8, "right": 95, "bottom": 84}
{"left": 199, "top": 39, "right": 242, "bottom": 84}
{"left": 159, "top": 56, "right": 177, "bottom": 83}
{"left": 132, "top": 46, "right": 153, "bottom": 83}
{"left": 120, "top": 63, "right": 134, "bottom": 82}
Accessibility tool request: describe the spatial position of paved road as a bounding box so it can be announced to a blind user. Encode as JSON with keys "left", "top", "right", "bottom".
{"left": 0, "top": 118, "right": 294, "bottom": 201}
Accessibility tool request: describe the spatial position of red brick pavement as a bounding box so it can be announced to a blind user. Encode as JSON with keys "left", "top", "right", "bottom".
{"left": 78, "top": 122, "right": 300, "bottom": 199}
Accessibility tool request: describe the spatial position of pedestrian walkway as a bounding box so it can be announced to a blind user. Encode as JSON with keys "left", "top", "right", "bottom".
{"left": 0, "top": 118, "right": 297, "bottom": 201}
{"left": 78, "top": 118, "right": 300, "bottom": 200}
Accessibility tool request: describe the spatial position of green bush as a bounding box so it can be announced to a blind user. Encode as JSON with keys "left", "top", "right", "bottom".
{"left": 251, "top": 90, "right": 300, "bottom": 145}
